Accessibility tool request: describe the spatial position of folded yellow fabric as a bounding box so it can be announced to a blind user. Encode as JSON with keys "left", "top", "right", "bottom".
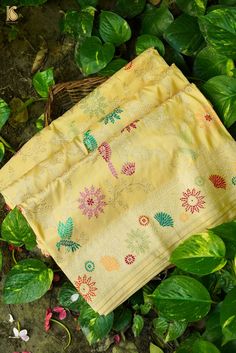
{"left": 0, "top": 48, "right": 236, "bottom": 315}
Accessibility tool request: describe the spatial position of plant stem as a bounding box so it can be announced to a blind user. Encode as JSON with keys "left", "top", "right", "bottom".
{"left": 50, "top": 318, "right": 72, "bottom": 350}
{"left": 12, "top": 249, "right": 17, "bottom": 265}
{"left": 0, "top": 136, "right": 16, "bottom": 154}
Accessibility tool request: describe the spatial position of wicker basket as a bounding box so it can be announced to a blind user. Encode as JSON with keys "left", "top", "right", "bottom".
{"left": 44, "top": 76, "right": 107, "bottom": 126}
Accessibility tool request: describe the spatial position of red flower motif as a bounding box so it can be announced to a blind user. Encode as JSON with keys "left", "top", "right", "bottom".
{"left": 204, "top": 113, "right": 213, "bottom": 122}
{"left": 124, "top": 61, "right": 133, "bottom": 70}
{"left": 44, "top": 308, "right": 52, "bottom": 332}
{"left": 78, "top": 186, "right": 106, "bottom": 219}
{"left": 121, "top": 162, "right": 135, "bottom": 176}
{"left": 125, "top": 254, "right": 136, "bottom": 265}
{"left": 180, "top": 188, "right": 205, "bottom": 214}
{"left": 121, "top": 120, "right": 140, "bottom": 133}
{"left": 139, "top": 215, "right": 149, "bottom": 226}
{"left": 75, "top": 274, "right": 97, "bottom": 302}
{"left": 209, "top": 175, "right": 226, "bottom": 189}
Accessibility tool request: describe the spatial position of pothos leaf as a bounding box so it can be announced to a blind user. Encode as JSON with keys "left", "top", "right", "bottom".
{"left": 0, "top": 98, "right": 11, "bottom": 130}
{"left": 132, "top": 314, "right": 144, "bottom": 337}
{"left": 0, "top": 142, "right": 5, "bottom": 163}
{"left": 32, "top": 68, "right": 55, "bottom": 98}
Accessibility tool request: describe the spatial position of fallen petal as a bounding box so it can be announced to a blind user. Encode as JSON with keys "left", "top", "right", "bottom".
{"left": 21, "top": 334, "right": 30, "bottom": 342}
{"left": 70, "top": 293, "right": 79, "bottom": 302}
{"left": 8, "top": 314, "right": 14, "bottom": 323}
{"left": 13, "top": 327, "right": 19, "bottom": 337}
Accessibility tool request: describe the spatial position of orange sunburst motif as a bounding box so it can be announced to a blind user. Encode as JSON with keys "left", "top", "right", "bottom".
{"left": 75, "top": 274, "right": 97, "bottom": 302}
{"left": 180, "top": 188, "right": 206, "bottom": 214}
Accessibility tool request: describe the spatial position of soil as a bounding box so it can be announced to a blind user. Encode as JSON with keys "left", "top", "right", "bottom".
{"left": 0, "top": 1, "right": 151, "bottom": 352}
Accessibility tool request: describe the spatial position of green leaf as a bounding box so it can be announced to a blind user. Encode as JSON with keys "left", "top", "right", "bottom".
{"left": 0, "top": 98, "right": 11, "bottom": 130}
{"left": 153, "top": 316, "right": 187, "bottom": 343}
{"left": 164, "top": 14, "right": 204, "bottom": 56}
{"left": 1, "top": 0, "right": 47, "bottom": 5}
{"left": 3, "top": 259, "right": 53, "bottom": 304}
{"left": 194, "top": 46, "right": 234, "bottom": 81}
{"left": 199, "top": 8, "right": 236, "bottom": 59}
{"left": 62, "top": 8, "right": 95, "bottom": 39}
{"left": 170, "top": 232, "right": 227, "bottom": 276}
{"left": 202, "top": 75, "right": 236, "bottom": 128}
{"left": 0, "top": 249, "right": 2, "bottom": 271}
{"left": 192, "top": 339, "right": 220, "bottom": 353}
{"left": 176, "top": 333, "right": 200, "bottom": 353}
{"left": 113, "top": 305, "right": 132, "bottom": 331}
{"left": 220, "top": 287, "right": 236, "bottom": 344}
{"left": 210, "top": 220, "right": 236, "bottom": 244}
{"left": 99, "top": 58, "right": 128, "bottom": 76}
{"left": 176, "top": 0, "right": 207, "bottom": 17}
{"left": 35, "top": 113, "right": 44, "bottom": 131}
{"left": 1, "top": 207, "right": 37, "bottom": 250}
{"left": 9, "top": 97, "right": 29, "bottom": 127}
{"left": 141, "top": 5, "right": 174, "bottom": 37}
{"left": 153, "top": 275, "right": 212, "bottom": 321}
{"left": 136, "top": 35, "right": 165, "bottom": 56}
{"left": 132, "top": 314, "right": 144, "bottom": 337}
{"left": 140, "top": 302, "right": 152, "bottom": 315}
{"left": 203, "top": 308, "right": 222, "bottom": 343}
{"left": 76, "top": 0, "right": 98, "bottom": 7}
{"left": 93, "top": 312, "right": 114, "bottom": 340}
{"left": 75, "top": 36, "right": 115, "bottom": 75}
{"left": 164, "top": 46, "right": 190, "bottom": 74}
{"left": 115, "top": 0, "right": 146, "bottom": 18}
{"left": 150, "top": 343, "right": 164, "bottom": 353}
{"left": 58, "top": 281, "right": 82, "bottom": 311}
{"left": 112, "top": 341, "right": 138, "bottom": 353}
{"left": 219, "top": 0, "right": 236, "bottom": 4}
{"left": 0, "top": 142, "right": 5, "bottom": 163}
{"left": 99, "top": 11, "right": 131, "bottom": 47}
{"left": 32, "top": 68, "right": 55, "bottom": 98}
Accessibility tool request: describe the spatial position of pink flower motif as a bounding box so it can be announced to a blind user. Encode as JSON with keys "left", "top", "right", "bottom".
{"left": 121, "top": 162, "right": 135, "bottom": 176}
{"left": 44, "top": 308, "right": 52, "bottom": 332}
{"left": 78, "top": 186, "right": 106, "bottom": 219}
{"left": 53, "top": 306, "right": 67, "bottom": 320}
{"left": 180, "top": 188, "right": 205, "bottom": 214}
{"left": 204, "top": 113, "right": 213, "bottom": 121}
{"left": 125, "top": 254, "right": 136, "bottom": 265}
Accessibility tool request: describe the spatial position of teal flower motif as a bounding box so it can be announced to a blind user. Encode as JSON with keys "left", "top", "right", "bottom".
{"left": 232, "top": 176, "right": 236, "bottom": 186}
{"left": 85, "top": 260, "right": 95, "bottom": 272}
{"left": 103, "top": 108, "right": 123, "bottom": 124}
{"left": 154, "top": 212, "right": 174, "bottom": 227}
{"left": 125, "top": 229, "right": 150, "bottom": 255}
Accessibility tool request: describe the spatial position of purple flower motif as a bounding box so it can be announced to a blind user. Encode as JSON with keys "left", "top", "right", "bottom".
{"left": 78, "top": 186, "right": 106, "bottom": 219}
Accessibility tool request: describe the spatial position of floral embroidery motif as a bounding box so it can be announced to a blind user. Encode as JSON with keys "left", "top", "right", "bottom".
{"left": 75, "top": 274, "right": 97, "bottom": 302}
{"left": 179, "top": 213, "right": 189, "bottom": 222}
{"left": 98, "top": 142, "right": 118, "bottom": 178}
{"left": 125, "top": 254, "right": 136, "bottom": 265}
{"left": 232, "top": 176, "right": 236, "bottom": 185}
{"left": 121, "top": 120, "right": 140, "bottom": 133}
{"left": 103, "top": 108, "right": 123, "bottom": 124}
{"left": 78, "top": 186, "right": 106, "bottom": 219}
{"left": 56, "top": 217, "right": 81, "bottom": 252}
{"left": 80, "top": 89, "right": 107, "bottom": 117}
{"left": 154, "top": 212, "right": 174, "bottom": 227}
{"left": 180, "top": 188, "right": 205, "bottom": 214}
{"left": 100, "top": 256, "right": 120, "bottom": 271}
{"left": 83, "top": 130, "right": 97, "bottom": 152}
{"left": 139, "top": 215, "right": 149, "bottom": 226}
{"left": 195, "top": 176, "right": 205, "bottom": 187}
{"left": 124, "top": 61, "right": 133, "bottom": 70}
{"left": 85, "top": 260, "right": 95, "bottom": 272}
{"left": 125, "top": 229, "right": 150, "bottom": 255}
{"left": 209, "top": 175, "right": 226, "bottom": 189}
{"left": 204, "top": 113, "right": 213, "bottom": 122}
{"left": 121, "top": 162, "right": 135, "bottom": 176}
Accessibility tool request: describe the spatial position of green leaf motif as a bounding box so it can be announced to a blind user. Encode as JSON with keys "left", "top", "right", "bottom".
{"left": 194, "top": 46, "right": 234, "bottom": 81}
{"left": 164, "top": 14, "right": 204, "bottom": 56}
{"left": 153, "top": 275, "right": 212, "bottom": 321}
{"left": 75, "top": 36, "right": 115, "bottom": 76}
{"left": 0, "top": 98, "right": 11, "bottom": 130}
{"left": 3, "top": 259, "right": 53, "bottom": 304}
{"left": 99, "top": 11, "right": 131, "bottom": 47}
{"left": 136, "top": 35, "right": 165, "bottom": 57}
{"left": 176, "top": 0, "right": 207, "bottom": 17}
{"left": 1, "top": 207, "right": 37, "bottom": 250}
{"left": 220, "top": 287, "right": 236, "bottom": 344}
{"left": 58, "top": 281, "right": 81, "bottom": 311}
{"left": 32, "top": 68, "right": 55, "bottom": 98}
{"left": 203, "top": 75, "right": 236, "bottom": 128}
{"left": 62, "top": 8, "right": 95, "bottom": 39}
{"left": 113, "top": 305, "right": 132, "bottom": 331}
{"left": 153, "top": 316, "right": 187, "bottom": 343}
{"left": 58, "top": 217, "right": 73, "bottom": 239}
{"left": 115, "top": 0, "right": 146, "bottom": 18}
{"left": 141, "top": 5, "right": 174, "bottom": 37}
{"left": 132, "top": 314, "right": 144, "bottom": 337}
{"left": 170, "top": 232, "right": 227, "bottom": 275}
{"left": 154, "top": 212, "right": 174, "bottom": 227}
{"left": 103, "top": 107, "right": 123, "bottom": 124}
{"left": 199, "top": 8, "right": 236, "bottom": 59}
{"left": 0, "top": 142, "right": 5, "bottom": 163}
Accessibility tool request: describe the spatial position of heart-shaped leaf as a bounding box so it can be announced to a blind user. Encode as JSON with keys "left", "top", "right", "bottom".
{"left": 58, "top": 281, "right": 82, "bottom": 311}
{"left": 132, "top": 314, "right": 144, "bottom": 337}
{"left": 153, "top": 276, "right": 211, "bottom": 321}
{"left": 176, "top": 0, "right": 207, "bottom": 17}
{"left": 115, "top": 0, "right": 146, "bottom": 18}
{"left": 199, "top": 8, "right": 236, "bottom": 59}
{"left": 210, "top": 220, "right": 236, "bottom": 243}
{"left": 75, "top": 36, "right": 115, "bottom": 75}
{"left": 3, "top": 259, "right": 53, "bottom": 304}
{"left": 164, "top": 14, "right": 204, "bottom": 56}
{"left": 0, "top": 98, "right": 10, "bottom": 130}
{"left": 99, "top": 11, "right": 131, "bottom": 46}
{"left": 1, "top": 207, "right": 37, "bottom": 250}
{"left": 192, "top": 339, "right": 220, "bottom": 353}
{"left": 99, "top": 58, "right": 128, "bottom": 76}
{"left": 0, "top": 142, "right": 5, "bottom": 163}
{"left": 62, "top": 8, "right": 95, "bottom": 39}
{"left": 136, "top": 34, "right": 165, "bottom": 56}
{"left": 33, "top": 68, "right": 55, "bottom": 98}
{"left": 141, "top": 5, "right": 174, "bottom": 37}
{"left": 153, "top": 316, "right": 187, "bottom": 343}
{"left": 170, "top": 232, "right": 227, "bottom": 275}
{"left": 220, "top": 287, "right": 236, "bottom": 344}
{"left": 202, "top": 75, "right": 236, "bottom": 128}
{"left": 113, "top": 305, "right": 132, "bottom": 331}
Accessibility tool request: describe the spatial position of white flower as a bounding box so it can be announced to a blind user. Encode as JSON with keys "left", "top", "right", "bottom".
{"left": 70, "top": 293, "right": 79, "bottom": 302}
{"left": 8, "top": 314, "right": 14, "bottom": 323}
{"left": 13, "top": 327, "right": 29, "bottom": 342}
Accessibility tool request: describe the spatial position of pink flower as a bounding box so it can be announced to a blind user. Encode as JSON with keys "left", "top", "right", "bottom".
{"left": 114, "top": 334, "right": 121, "bottom": 344}
{"left": 78, "top": 186, "right": 106, "bottom": 219}
{"left": 53, "top": 306, "right": 67, "bottom": 320}
{"left": 44, "top": 308, "right": 52, "bottom": 332}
